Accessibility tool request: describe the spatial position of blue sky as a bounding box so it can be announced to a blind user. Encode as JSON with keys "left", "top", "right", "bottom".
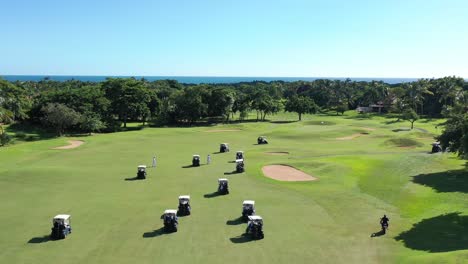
{"left": 1, "top": 0, "right": 467, "bottom": 77}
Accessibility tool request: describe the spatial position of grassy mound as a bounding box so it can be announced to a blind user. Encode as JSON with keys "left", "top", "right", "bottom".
{"left": 384, "top": 137, "right": 424, "bottom": 147}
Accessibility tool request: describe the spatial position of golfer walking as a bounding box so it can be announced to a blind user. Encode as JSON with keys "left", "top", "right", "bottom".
{"left": 152, "top": 156, "right": 157, "bottom": 168}
{"left": 207, "top": 154, "right": 211, "bottom": 165}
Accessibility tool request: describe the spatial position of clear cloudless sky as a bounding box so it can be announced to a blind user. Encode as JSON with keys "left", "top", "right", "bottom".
{"left": 1, "top": 0, "right": 467, "bottom": 78}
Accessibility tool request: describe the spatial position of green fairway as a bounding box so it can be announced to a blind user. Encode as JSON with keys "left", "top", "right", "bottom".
{"left": 1, "top": 113, "right": 467, "bottom": 264}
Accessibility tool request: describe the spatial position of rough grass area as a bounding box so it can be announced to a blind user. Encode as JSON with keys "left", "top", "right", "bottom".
{"left": 0, "top": 111, "right": 467, "bottom": 264}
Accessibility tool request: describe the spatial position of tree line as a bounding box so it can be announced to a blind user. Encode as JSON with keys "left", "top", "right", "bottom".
{"left": 0, "top": 76, "right": 467, "bottom": 157}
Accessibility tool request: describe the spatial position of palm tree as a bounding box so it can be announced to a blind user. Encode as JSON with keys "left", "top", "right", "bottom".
{"left": 436, "top": 76, "right": 463, "bottom": 107}
{"left": 414, "top": 79, "right": 433, "bottom": 115}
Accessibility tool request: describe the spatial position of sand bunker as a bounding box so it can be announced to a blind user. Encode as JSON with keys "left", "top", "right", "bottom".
{"left": 262, "top": 165, "right": 317, "bottom": 181}
{"left": 53, "top": 140, "right": 84, "bottom": 150}
{"left": 265, "top": 151, "right": 289, "bottom": 155}
{"left": 204, "top": 129, "right": 241, "bottom": 133}
{"left": 336, "top": 133, "right": 368, "bottom": 140}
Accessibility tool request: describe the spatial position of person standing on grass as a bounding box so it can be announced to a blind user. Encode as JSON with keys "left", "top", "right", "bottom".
{"left": 207, "top": 154, "right": 211, "bottom": 165}
{"left": 152, "top": 156, "right": 157, "bottom": 168}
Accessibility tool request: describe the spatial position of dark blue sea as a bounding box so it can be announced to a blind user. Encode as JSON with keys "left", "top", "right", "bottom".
{"left": 1, "top": 75, "right": 419, "bottom": 84}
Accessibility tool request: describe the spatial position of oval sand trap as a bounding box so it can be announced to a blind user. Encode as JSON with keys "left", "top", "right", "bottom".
{"left": 262, "top": 165, "right": 317, "bottom": 181}
{"left": 53, "top": 140, "right": 84, "bottom": 150}
{"left": 265, "top": 151, "right": 289, "bottom": 155}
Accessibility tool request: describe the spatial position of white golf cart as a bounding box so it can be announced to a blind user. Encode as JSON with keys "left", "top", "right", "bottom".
{"left": 177, "top": 195, "right": 191, "bottom": 216}
{"left": 162, "top": 209, "right": 178, "bottom": 232}
{"left": 218, "top": 178, "right": 229, "bottom": 195}
{"left": 220, "top": 143, "right": 230, "bottom": 153}
{"left": 50, "top": 214, "right": 72, "bottom": 240}
{"left": 192, "top": 155, "right": 200, "bottom": 166}
{"left": 246, "top": 215, "right": 264, "bottom": 239}
{"left": 137, "top": 165, "right": 147, "bottom": 179}
{"left": 236, "top": 151, "right": 244, "bottom": 160}
{"left": 257, "top": 136, "right": 268, "bottom": 144}
{"left": 236, "top": 159, "right": 245, "bottom": 173}
{"left": 431, "top": 142, "right": 442, "bottom": 153}
{"left": 242, "top": 200, "right": 255, "bottom": 221}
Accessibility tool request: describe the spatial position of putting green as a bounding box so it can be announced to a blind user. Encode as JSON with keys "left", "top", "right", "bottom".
{"left": 0, "top": 112, "right": 467, "bottom": 264}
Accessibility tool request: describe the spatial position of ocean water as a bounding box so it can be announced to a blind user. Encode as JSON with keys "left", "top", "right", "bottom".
{"left": 1, "top": 75, "right": 419, "bottom": 84}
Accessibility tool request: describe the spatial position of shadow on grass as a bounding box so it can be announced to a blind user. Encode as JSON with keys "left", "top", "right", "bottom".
{"left": 227, "top": 161, "right": 236, "bottom": 163}
{"left": 28, "top": 235, "right": 51, "bottom": 243}
{"left": 385, "top": 119, "right": 402, "bottom": 125}
{"left": 392, "top": 128, "right": 411, "bottom": 132}
{"left": 7, "top": 123, "right": 56, "bottom": 141}
{"left": 203, "top": 192, "right": 221, "bottom": 198}
{"left": 142, "top": 227, "right": 167, "bottom": 238}
{"left": 182, "top": 164, "right": 204, "bottom": 168}
{"left": 370, "top": 230, "right": 386, "bottom": 237}
{"left": 412, "top": 168, "right": 468, "bottom": 193}
{"left": 224, "top": 171, "right": 240, "bottom": 175}
{"left": 124, "top": 176, "right": 144, "bottom": 181}
{"left": 226, "top": 216, "right": 244, "bottom": 225}
{"left": 395, "top": 212, "right": 468, "bottom": 252}
{"left": 229, "top": 234, "right": 254, "bottom": 244}
{"left": 269, "top": 120, "right": 298, "bottom": 124}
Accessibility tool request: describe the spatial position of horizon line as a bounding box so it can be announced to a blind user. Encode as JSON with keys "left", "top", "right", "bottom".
{"left": 2, "top": 74, "right": 466, "bottom": 79}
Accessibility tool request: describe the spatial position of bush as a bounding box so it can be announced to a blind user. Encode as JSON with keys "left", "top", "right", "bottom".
{"left": 15, "top": 132, "right": 27, "bottom": 139}
{"left": 0, "top": 132, "right": 12, "bottom": 146}
{"left": 102, "top": 119, "right": 122, "bottom": 132}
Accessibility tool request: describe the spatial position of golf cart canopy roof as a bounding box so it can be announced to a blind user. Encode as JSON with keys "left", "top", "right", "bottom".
{"left": 218, "top": 178, "right": 228, "bottom": 182}
{"left": 193, "top": 155, "right": 200, "bottom": 158}
{"left": 236, "top": 159, "right": 244, "bottom": 163}
{"left": 138, "top": 165, "right": 147, "bottom": 169}
{"left": 248, "top": 215, "right": 263, "bottom": 221}
{"left": 259, "top": 136, "right": 266, "bottom": 138}
{"left": 236, "top": 151, "right": 244, "bottom": 154}
{"left": 164, "top": 209, "right": 177, "bottom": 215}
{"left": 221, "top": 143, "right": 228, "bottom": 145}
{"left": 243, "top": 200, "right": 255, "bottom": 205}
{"left": 54, "top": 214, "right": 71, "bottom": 221}
{"left": 179, "top": 195, "right": 190, "bottom": 200}
{"left": 432, "top": 141, "right": 440, "bottom": 146}
{"left": 53, "top": 214, "right": 71, "bottom": 225}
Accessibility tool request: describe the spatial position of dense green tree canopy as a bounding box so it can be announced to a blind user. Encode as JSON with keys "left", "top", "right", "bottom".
{"left": 284, "top": 95, "right": 318, "bottom": 120}
{"left": 0, "top": 76, "right": 467, "bottom": 158}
